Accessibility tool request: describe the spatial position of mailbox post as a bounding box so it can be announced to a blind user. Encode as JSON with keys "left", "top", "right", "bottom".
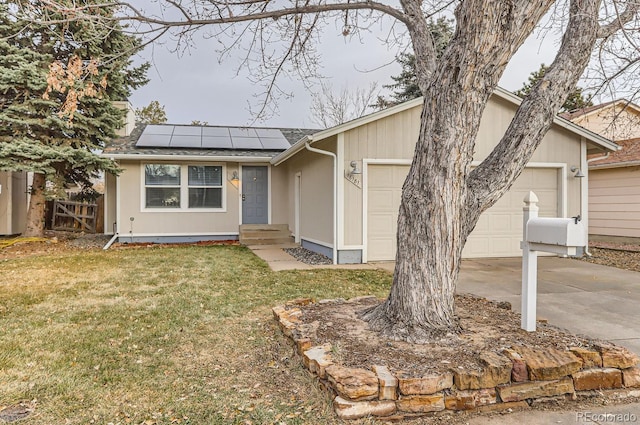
{"left": 520, "top": 191, "right": 586, "bottom": 332}
{"left": 521, "top": 192, "right": 539, "bottom": 332}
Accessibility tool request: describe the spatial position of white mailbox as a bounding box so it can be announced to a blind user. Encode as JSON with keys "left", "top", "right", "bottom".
{"left": 520, "top": 191, "right": 588, "bottom": 332}
{"left": 527, "top": 217, "right": 586, "bottom": 248}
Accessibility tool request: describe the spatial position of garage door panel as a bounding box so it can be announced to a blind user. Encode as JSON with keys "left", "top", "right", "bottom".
{"left": 367, "top": 165, "right": 410, "bottom": 261}
{"left": 368, "top": 166, "right": 560, "bottom": 261}
{"left": 369, "top": 189, "right": 400, "bottom": 212}
{"left": 473, "top": 215, "right": 489, "bottom": 232}
{"left": 369, "top": 167, "right": 396, "bottom": 187}
{"left": 463, "top": 168, "right": 558, "bottom": 258}
{"left": 369, "top": 213, "right": 397, "bottom": 235}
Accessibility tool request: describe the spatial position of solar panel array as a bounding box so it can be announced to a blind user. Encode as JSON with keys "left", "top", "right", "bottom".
{"left": 136, "top": 125, "right": 292, "bottom": 150}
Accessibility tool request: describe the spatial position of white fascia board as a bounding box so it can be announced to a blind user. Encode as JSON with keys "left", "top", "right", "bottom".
{"left": 102, "top": 153, "right": 275, "bottom": 162}
{"left": 271, "top": 135, "right": 313, "bottom": 165}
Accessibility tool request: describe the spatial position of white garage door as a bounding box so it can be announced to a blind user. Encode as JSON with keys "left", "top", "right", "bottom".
{"left": 462, "top": 168, "right": 558, "bottom": 258}
{"left": 367, "top": 165, "right": 411, "bottom": 261}
{"left": 366, "top": 166, "right": 559, "bottom": 261}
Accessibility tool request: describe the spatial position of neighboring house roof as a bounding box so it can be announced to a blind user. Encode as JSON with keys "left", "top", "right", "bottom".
{"left": 562, "top": 99, "right": 640, "bottom": 168}
{"left": 271, "top": 86, "right": 618, "bottom": 166}
{"left": 103, "top": 123, "right": 318, "bottom": 161}
{"left": 559, "top": 100, "right": 618, "bottom": 121}
{"left": 589, "top": 138, "right": 640, "bottom": 169}
{"left": 560, "top": 99, "right": 640, "bottom": 122}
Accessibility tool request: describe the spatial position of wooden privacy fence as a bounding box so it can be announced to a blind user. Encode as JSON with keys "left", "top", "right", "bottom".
{"left": 51, "top": 199, "right": 101, "bottom": 233}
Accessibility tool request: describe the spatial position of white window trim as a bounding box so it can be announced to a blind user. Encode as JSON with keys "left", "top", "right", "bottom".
{"left": 140, "top": 162, "right": 227, "bottom": 213}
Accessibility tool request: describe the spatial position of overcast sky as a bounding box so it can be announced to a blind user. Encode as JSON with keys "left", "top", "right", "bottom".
{"left": 128, "top": 19, "right": 561, "bottom": 129}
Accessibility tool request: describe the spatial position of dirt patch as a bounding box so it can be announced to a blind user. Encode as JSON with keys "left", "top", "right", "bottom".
{"left": 0, "top": 231, "right": 239, "bottom": 260}
{"left": 299, "top": 295, "right": 600, "bottom": 377}
{"left": 583, "top": 247, "right": 640, "bottom": 272}
{"left": 0, "top": 402, "right": 34, "bottom": 422}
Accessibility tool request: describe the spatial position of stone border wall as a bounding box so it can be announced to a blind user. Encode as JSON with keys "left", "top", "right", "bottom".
{"left": 273, "top": 298, "right": 640, "bottom": 420}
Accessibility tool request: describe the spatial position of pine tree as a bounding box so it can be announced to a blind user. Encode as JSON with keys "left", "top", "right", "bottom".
{"left": 515, "top": 64, "right": 593, "bottom": 112}
{"left": 377, "top": 18, "right": 454, "bottom": 108}
{"left": 0, "top": 1, "right": 149, "bottom": 236}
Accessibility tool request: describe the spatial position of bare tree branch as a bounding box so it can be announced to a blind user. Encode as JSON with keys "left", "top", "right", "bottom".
{"left": 466, "top": 0, "right": 602, "bottom": 220}
{"left": 33, "top": 0, "right": 410, "bottom": 27}
{"left": 598, "top": 0, "right": 640, "bottom": 38}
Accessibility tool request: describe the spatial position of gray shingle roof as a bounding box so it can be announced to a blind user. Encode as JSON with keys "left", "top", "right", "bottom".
{"left": 103, "top": 123, "right": 318, "bottom": 158}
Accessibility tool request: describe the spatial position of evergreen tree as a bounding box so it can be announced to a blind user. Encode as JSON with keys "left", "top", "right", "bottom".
{"left": 0, "top": 1, "right": 149, "bottom": 236}
{"left": 136, "top": 101, "right": 168, "bottom": 124}
{"left": 515, "top": 64, "right": 593, "bottom": 112}
{"left": 376, "top": 18, "right": 454, "bottom": 108}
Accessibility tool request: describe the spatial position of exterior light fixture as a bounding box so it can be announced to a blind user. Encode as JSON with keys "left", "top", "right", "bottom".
{"left": 350, "top": 161, "right": 361, "bottom": 175}
{"left": 570, "top": 166, "right": 585, "bottom": 178}
{"left": 228, "top": 170, "right": 240, "bottom": 189}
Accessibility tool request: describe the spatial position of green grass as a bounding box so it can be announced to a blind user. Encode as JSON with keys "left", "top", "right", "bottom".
{"left": 0, "top": 245, "right": 391, "bottom": 424}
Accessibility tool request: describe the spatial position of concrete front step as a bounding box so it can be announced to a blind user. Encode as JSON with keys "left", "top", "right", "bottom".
{"left": 240, "top": 224, "right": 289, "bottom": 232}
{"left": 241, "top": 236, "right": 295, "bottom": 245}
{"left": 239, "top": 224, "right": 293, "bottom": 245}
{"left": 241, "top": 230, "right": 291, "bottom": 239}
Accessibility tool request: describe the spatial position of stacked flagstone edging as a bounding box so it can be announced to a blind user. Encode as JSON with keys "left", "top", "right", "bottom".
{"left": 273, "top": 297, "right": 640, "bottom": 420}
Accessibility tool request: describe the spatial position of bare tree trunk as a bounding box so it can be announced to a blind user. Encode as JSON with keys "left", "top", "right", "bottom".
{"left": 362, "top": 0, "right": 603, "bottom": 343}
{"left": 360, "top": 88, "right": 482, "bottom": 343}
{"left": 24, "top": 173, "right": 47, "bottom": 237}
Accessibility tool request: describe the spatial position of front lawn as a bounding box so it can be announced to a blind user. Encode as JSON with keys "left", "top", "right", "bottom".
{"left": 0, "top": 245, "right": 391, "bottom": 424}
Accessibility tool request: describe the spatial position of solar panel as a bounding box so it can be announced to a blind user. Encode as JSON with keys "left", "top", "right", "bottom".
{"left": 232, "top": 137, "right": 262, "bottom": 149}
{"left": 173, "top": 126, "right": 201, "bottom": 136}
{"left": 144, "top": 125, "right": 174, "bottom": 135}
{"left": 137, "top": 134, "right": 171, "bottom": 147}
{"left": 202, "top": 127, "right": 230, "bottom": 137}
{"left": 260, "top": 136, "right": 291, "bottom": 150}
{"left": 170, "top": 135, "right": 202, "bottom": 148}
{"left": 202, "top": 136, "right": 233, "bottom": 149}
{"left": 230, "top": 128, "right": 258, "bottom": 138}
{"left": 135, "top": 125, "right": 293, "bottom": 150}
{"left": 255, "top": 128, "right": 283, "bottom": 138}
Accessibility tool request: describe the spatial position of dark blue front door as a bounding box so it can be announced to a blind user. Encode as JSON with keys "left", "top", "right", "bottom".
{"left": 242, "top": 166, "right": 268, "bottom": 224}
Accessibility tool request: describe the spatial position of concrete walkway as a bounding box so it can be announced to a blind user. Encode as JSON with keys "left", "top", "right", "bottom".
{"left": 249, "top": 245, "right": 640, "bottom": 421}
{"left": 247, "top": 243, "right": 380, "bottom": 271}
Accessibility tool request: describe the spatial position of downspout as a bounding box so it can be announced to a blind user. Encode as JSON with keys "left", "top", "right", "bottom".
{"left": 304, "top": 140, "right": 338, "bottom": 265}
{"left": 103, "top": 233, "right": 118, "bottom": 250}
{"left": 582, "top": 153, "right": 610, "bottom": 257}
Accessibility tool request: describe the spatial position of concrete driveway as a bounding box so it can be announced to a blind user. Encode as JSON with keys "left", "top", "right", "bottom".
{"left": 457, "top": 257, "right": 640, "bottom": 355}
{"left": 375, "top": 257, "right": 640, "bottom": 354}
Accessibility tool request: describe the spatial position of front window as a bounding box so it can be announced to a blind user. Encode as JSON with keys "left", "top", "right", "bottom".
{"left": 143, "top": 163, "right": 225, "bottom": 210}
{"left": 145, "top": 164, "right": 181, "bottom": 208}
{"left": 188, "top": 166, "right": 222, "bottom": 208}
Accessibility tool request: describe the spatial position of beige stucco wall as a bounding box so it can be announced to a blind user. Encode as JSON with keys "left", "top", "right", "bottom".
{"left": 281, "top": 138, "right": 336, "bottom": 247}
{"left": 0, "top": 172, "right": 12, "bottom": 235}
{"left": 270, "top": 165, "right": 289, "bottom": 225}
{"left": 116, "top": 160, "right": 242, "bottom": 236}
{"left": 342, "top": 94, "right": 584, "bottom": 246}
{"left": 11, "top": 172, "right": 27, "bottom": 234}
{"left": 0, "top": 172, "right": 27, "bottom": 235}
{"left": 572, "top": 104, "right": 640, "bottom": 141}
{"left": 589, "top": 166, "right": 640, "bottom": 238}
{"left": 104, "top": 172, "right": 117, "bottom": 234}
